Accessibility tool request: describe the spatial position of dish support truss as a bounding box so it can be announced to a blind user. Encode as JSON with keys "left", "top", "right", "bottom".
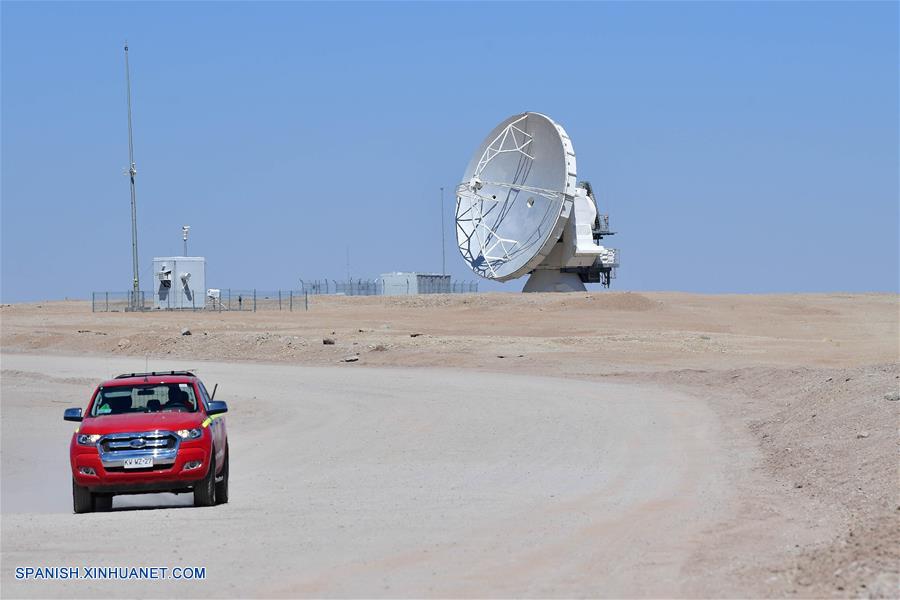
{"left": 456, "top": 115, "right": 564, "bottom": 279}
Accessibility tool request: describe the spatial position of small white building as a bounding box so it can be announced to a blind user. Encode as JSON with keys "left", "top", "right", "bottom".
{"left": 153, "top": 256, "right": 206, "bottom": 309}
{"left": 380, "top": 272, "right": 450, "bottom": 295}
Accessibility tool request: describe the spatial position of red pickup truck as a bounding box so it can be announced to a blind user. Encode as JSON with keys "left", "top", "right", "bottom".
{"left": 64, "top": 371, "right": 229, "bottom": 513}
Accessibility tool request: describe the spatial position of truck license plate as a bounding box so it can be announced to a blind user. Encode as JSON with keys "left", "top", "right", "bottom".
{"left": 124, "top": 457, "right": 153, "bottom": 469}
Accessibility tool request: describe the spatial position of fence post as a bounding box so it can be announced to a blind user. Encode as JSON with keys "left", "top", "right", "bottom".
{"left": 305, "top": 291, "right": 309, "bottom": 311}
{"left": 289, "top": 291, "right": 293, "bottom": 311}
{"left": 278, "top": 290, "right": 282, "bottom": 311}
{"left": 253, "top": 289, "right": 257, "bottom": 312}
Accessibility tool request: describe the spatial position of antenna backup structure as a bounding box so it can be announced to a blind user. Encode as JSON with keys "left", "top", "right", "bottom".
{"left": 455, "top": 112, "right": 619, "bottom": 292}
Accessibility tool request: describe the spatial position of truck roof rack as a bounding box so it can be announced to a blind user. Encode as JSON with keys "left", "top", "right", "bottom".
{"left": 114, "top": 370, "right": 196, "bottom": 379}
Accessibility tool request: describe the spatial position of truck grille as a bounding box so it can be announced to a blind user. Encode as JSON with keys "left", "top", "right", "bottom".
{"left": 99, "top": 432, "right": 177, "bottom": 453}
{"left": 97, "top": 430, "right": 181, "bottom": 469}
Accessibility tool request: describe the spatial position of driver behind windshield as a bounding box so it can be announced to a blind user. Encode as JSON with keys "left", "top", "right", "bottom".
{"left": 164, "top": 386, "right": 194, "bottom": 412}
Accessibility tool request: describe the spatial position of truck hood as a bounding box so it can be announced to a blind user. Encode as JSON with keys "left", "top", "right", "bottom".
{"left": 79, "top": 412, "right": 203, "bottom": 434}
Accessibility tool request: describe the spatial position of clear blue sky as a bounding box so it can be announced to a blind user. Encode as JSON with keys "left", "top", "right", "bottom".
{"left": 2, "top": 1, "right": 897, "bottom": 302}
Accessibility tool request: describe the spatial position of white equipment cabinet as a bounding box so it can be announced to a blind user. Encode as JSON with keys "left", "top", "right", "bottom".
{"left": 152, "top": 256, "right": 206, "bottom": 309}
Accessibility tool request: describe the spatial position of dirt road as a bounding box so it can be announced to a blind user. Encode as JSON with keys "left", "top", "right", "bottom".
{"left": 0, "top": 353, "right": 788, "bottom": 597}
{"left": 1, "top": 293, "right": 897, "bottom": 597}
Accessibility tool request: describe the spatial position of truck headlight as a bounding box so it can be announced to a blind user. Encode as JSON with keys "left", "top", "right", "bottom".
{"left": 176, "top": 428, "right": 202, "bottom": 440}
{"left": 77, "top": 433, "right": 101, "bottom": 445}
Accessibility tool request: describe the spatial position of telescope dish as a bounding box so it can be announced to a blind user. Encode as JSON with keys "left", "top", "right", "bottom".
{"left": 455, "top": 112, "right": 619, "bottom": 292}
{"left": 455, "top": 112, "right": 576, "bottom": 281}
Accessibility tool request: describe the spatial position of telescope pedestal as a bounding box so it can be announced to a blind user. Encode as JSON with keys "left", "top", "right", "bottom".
{"left": 522, "top": 270, "right": 586, "bottom": 293}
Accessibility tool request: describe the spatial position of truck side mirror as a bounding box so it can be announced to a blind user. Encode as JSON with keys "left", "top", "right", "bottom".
{"left": 207, "top": 401, "right": 228, "bottom": 417}
{"left": 64, "top": 407, "right": 83, "bottom": 422}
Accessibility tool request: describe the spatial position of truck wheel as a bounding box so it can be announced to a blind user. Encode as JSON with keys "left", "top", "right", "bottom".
{"left": 214, "top": 447, "right": 229, "bottom": 505}
{"left": 73, "top": 479, "right": 93, "bottom": 514}
{"left": 94, "top": 494, "right": 113, "bottom": 511}
{"left": 193, "top": 451, "right": 216, "bottom": 507}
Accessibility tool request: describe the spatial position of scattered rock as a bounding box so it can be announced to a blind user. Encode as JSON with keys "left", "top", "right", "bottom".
{"left": 371, "top": 344, "right": 387, "bottom": 352}
{"left": 181, "top": 328, "right": 192, "bottom": 336}
{"left": 699, "top": 335, "right": 711, "bottom": 340}
{"left": 884, "top": 392, "right": 900, "bottom": 401}
{"left": 497, "top": 355, "right": 506, "bottom": 359}
{"left": 117, "top": 338, "right": 130, "bottom": 348}
{"left": 341, "top": 355, "right": 359, "bottom": 363}
{"left": 410, "top": 333, "right": 423, "bottom": 338}
{"left": 844, "top": 377, "right": 851, "bottom": 382}
{"left": 856, "top": 431, "right": 869, "bottom": 439}
{"left": 323, "top": 338, "right": 335, "bottom": 345}
{"left": 795, "top": 483, "right": 804, "bottom": 489}
{"left": 825, "top": 377, "right": 833, "bottom": 382}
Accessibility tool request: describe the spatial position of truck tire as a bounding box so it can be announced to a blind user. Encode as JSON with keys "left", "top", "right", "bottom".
{"left": 214, "top": 446, "right": 229, "bottom": 505}
{"left": 193, "top": 450, "right": 216, "bottom": 507}
{"left": 94, "top": 494, "right": 113, "bottom": 511}
{"left": 73, "top": 479, "right": 93, "bottom": 514}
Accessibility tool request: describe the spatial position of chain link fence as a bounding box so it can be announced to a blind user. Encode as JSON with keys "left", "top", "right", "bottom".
{"left": 92, "top": 280, "right": 479, "bottom": 312}
{"left": 299, "top": 279, "right": 479, "bottom": 295}
{"left": 91, "top": 292, "right": 150, "bottom": 312}
{"left": 300, "top": 279, "right": 380, "bottom": 296}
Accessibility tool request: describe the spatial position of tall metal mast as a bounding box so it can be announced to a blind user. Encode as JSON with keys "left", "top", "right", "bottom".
{"left": 440, "top": 187, "right": 446, "bottom": 276}
{"left": 124, "top": 42, "right": 141, "bottom": 309}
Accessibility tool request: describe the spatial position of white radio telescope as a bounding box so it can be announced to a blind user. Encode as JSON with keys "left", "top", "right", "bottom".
{"left": 455, "top": 112, "right": 619, "bottom": 292}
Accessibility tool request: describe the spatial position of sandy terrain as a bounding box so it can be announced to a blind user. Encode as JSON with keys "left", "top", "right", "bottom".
{"left": 1, "top": 292, "right": 897, "bottom": 598}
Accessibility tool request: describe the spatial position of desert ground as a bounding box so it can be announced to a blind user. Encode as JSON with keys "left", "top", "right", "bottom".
{"left": 1, "top": 292, "right": 897, "bottom": 598}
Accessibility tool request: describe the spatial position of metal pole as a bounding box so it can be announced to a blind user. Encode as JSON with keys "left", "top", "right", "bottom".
{"left": 440, "top": 187, "right": 446, "bottom": 276}
{"left": 124, "top": 42, "right": 141, "bottom": 310}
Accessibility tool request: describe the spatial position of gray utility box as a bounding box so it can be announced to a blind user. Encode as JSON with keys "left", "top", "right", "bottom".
{"left": 380, "top": 272, "right": 450, "bottom": 295}
{"left": 153, "top": 256, "right": 206, "bottom": 309}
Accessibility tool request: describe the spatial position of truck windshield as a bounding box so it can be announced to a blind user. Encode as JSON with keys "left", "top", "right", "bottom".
{"left": 91, "top": 383, "right": 198, "bottom": 416}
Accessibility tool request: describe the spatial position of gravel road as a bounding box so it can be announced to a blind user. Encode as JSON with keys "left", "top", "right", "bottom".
{"left": 3, "top": 353, "right": 748, "bottom": 598}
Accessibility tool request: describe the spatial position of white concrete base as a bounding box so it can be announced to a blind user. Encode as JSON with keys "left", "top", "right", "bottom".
{"left": 522, "top": 270, "right": 586, "bottom": 293}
